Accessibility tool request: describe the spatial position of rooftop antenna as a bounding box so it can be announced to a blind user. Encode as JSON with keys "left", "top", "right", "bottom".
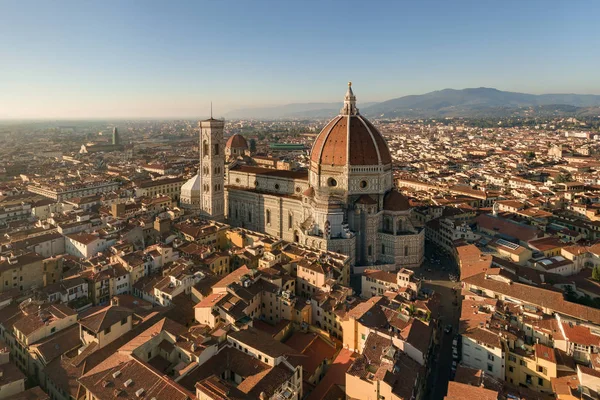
{"left": 210, "top": 101, "right": 213, "bottom": 119}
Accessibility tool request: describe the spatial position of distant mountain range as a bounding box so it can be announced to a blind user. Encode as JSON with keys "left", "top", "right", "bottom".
{"left": 226, "top": 88, "right": 600, "bottom": 119}
{"left": 226, "top": 102, "right": 378, "bottom": 119}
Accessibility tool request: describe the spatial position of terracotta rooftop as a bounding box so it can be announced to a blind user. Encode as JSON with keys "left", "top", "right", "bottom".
{"left": 79, "top": 305, "right": 132, "bottom": 334}
{"left": 445, "top": 381, "right": 499, "bottom": 400}
{"left": 306, "top": 349, "right": 354, "bottom": 400}
{"left": 476, "top": 213, "right": 542, "bottom": 242}
{"left": 79, "top": 355, "right": 193, "bottom": 400}
{"left": 229, "top": 164, "right": 308, "bottom": 180}
{"left": 228, "top": 327, "right": 298, "bottom": 359}
{"left": 464, "top": 272, "right": 600, "bottom": 325}
{"left": 285, "top": 332, "right": 336, "bottom": 379}
{"left": 456, "top": 244, "right": 492, "bottom": 281}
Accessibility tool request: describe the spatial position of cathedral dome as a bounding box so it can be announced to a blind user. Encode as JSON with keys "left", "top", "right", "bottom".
{"left": 310, "top": 83, "right": 392, "bottom": 167}
{"left": 383, "top": 189, "right": 410, "bottom": 212}
{"left": 226, "top": 134, "right": 248, "bottom": 150}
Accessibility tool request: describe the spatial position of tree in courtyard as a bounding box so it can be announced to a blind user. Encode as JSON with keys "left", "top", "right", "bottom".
{"left": 593, "top": 266, "right": 600, "bottom": 282}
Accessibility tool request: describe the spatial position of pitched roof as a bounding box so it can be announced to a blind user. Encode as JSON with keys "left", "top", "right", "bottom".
{"left": 464, "top": 272, "right": 600, "bottom": 325}
{"left": 306, "top": 349, "right": 354, "bottom": 400}
{"left": 445, "top": 381, "right": 499, "bottom": 400}
{"left": 228, "top": 327, "right": 298, "bottom": 358}
{"left": 3, "top": 386, "right": 50, "bottom": 400}
{"left": 476, "top": 213, "right": 542, "bottom": 242}
{"left": 212, "top": 265, "right": 252, "bottom": 290}
{"left": 79, "top": 305, "right": 132, "bottom": 334}
{"left": 29, "top": 324, "right": 81, "bottom": 364}
{"left": 12, "top": 303, "right": 76, "bottom": 337}
{"left": 363, "top": 269, "right": 397, "bottom": 284}
{"left": 67, "top": 232, "right": 101, "bottom": 245}
{"left": 78, "top": 355, "right": 193, "bottom": 400}
{"left": 285, "top": 333, "right": 336, "bottom": 378}
{"left": 456, "top": 244, "right": 492, "bottom": 281}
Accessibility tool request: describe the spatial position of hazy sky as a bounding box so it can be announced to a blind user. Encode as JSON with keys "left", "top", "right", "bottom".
{"left": 1, "top": 0, "right": 599, "bottom": 119}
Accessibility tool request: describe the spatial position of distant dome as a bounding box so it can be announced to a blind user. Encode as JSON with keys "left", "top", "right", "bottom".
{"left": 383, "top": 189, "right": 410, "bottom": 212}
{"left": 310, "top": 83, "right": 391, "bottom": 167}
{"left": 226, "top": 134, "right": 248, "bottom": 150}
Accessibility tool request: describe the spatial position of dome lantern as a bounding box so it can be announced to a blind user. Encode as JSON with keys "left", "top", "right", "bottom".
{"left": 341, "top": 81, "right": 359, "bottom": 116}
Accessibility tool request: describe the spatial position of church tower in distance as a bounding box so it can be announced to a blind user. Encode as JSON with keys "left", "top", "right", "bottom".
{"left": 199, "top": 117, "right": 225, "bottom": 221}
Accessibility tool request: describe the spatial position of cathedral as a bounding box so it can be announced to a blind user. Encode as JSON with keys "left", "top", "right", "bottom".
{"left": 181, "top": 83, "right": 424, "bottom": 268}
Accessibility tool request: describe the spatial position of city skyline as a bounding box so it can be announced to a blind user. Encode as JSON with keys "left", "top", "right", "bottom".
{"left": 2, "top": 0, "right": 600, "bottom": 119}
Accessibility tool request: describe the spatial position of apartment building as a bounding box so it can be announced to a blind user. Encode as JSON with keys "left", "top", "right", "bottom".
{"left": 134, "top": 177, "right": 186, "bottom": 201}
{"left": 0, "top": 253, "right": 62, "bottom": 294}
{"left": 27, "top": 180, "right": 119, "bottom": 202}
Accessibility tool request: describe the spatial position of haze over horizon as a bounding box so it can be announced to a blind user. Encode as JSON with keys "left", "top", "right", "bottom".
{"left": 1, "top": 0, "right": 599, "bottom": 119}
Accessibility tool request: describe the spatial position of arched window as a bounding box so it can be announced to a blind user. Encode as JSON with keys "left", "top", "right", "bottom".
{"left": 368, "top": 245, "right": 372, "bottom": 256}
{"left": 203, "top": 141, "right": 209, "bottom": 157}
{"left": 266, "top": 209, "right": 271, "bottom": 224}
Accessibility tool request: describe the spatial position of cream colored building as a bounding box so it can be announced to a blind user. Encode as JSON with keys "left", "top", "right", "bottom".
{"left": 79, "top": 303, "right": 133, "bottom": 350}
{"left": 0, "top": 361, "right": 25, "bottom": 400}
{"left": 184, "top": 84, "right": 425, "bottom": 269}
{"left": 135, "top": 176, "right": 186, "bottom": 201}
{"left": 506, "top": 343, "right": 557, "bottom": 392}
{"left": 0, "top": 253, "right": 62, "bottom": 294}
{"left": 0, "top": 302, "right": 77, "bottom": 376}
{"left": 361, "top": 268, "right": 420, "bottom": 299}
{"left": 27, "top": 180, "right": 119, "bottom": 202}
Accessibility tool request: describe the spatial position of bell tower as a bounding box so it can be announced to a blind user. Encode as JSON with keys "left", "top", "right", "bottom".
{"left": 199, "top": 116, "right": 225, "bottom": 221}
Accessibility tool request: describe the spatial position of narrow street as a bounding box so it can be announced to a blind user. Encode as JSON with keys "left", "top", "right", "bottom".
{"left": 414, "top": 244, "right": 462, "bottom": 400}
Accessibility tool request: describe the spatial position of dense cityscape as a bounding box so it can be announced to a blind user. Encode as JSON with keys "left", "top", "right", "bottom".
{"left": 0, "top": 83, "right": 600, "bottom": 400}
{"left": 3, "top": 1, "right": 600, "bottom": 399}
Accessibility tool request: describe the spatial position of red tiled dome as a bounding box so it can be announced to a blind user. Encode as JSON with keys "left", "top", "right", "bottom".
{"left": 226, "top": 134, "right": 248, "bottom": 150}
{"left": 310, "top": 115, "right": 392, "bottom": 166}
{"left": 310, "top": 84, "right": 392, "bottom": 168}
{"left": 383, "top": 190, "right": 410, "bottom": 211}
